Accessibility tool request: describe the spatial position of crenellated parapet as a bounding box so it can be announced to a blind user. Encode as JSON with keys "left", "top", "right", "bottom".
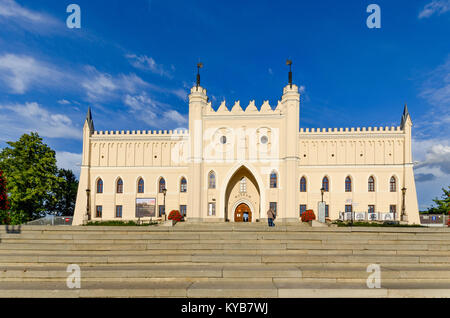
{"left": 92, "top": 129, "right": 189, "bottom": 137}
{"left": 299, "top": 126, "right": 404, "bottom": 135}
{"left": 206, "top": 100, "right": 282, "bottom": 115}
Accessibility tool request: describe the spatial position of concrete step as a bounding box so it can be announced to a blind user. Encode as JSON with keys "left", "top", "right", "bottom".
{"left": 2, "top": 280, "right": 450, "bottom": 298}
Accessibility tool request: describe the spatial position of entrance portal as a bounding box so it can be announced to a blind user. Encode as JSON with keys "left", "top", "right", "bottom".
{"left": 235, "top": 203, "right": 252, "bottom": 222}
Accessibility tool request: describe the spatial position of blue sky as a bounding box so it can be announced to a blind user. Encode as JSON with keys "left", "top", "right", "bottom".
{"left": 0, "top": 0, "right": 449, "bottom": 210}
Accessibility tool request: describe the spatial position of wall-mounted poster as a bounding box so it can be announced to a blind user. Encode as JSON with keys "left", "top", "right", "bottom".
{"left": 136, "top": 198, "right": 156, "bottom": 218}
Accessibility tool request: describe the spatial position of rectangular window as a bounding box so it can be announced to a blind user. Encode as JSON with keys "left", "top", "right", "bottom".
{"left": 115, "top": 205, "right": 122, "bottom": 218}
{"left": 208, "top": 202, "right": 216, "bottom": 216}
{"left": 180, "top": 205, "right": 187, "bottom": 217}
{"left": 299, "top": 204, "right": 307, "bottom": 216}
{"left": 270, "top": 202, "right": 277, "bottom": 217}
{"left": 325, "top": 204, "right": 329, "bottom": 218}
{"left": 345, "top": 205, "right": 353, "bottom": 213}
{"left": 368, "top": 205, "right": 375, "bottom": 214}
{"left": 96, "top": 205, "right": 102, "bottom": 218}
{"left": 390, "top": 205, "right": 397, "bottom": 214}
{"left": 158, "top": 205, "right": 165, "bottom": 217}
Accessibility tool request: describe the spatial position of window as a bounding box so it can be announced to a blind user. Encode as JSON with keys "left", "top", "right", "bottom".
{"left": 158, "top": 205, "right": 165, "bottom": 217}
{"left": 159, "top": 178, "right": 166, "bottom": 193}
{"left": 270, "top": 202, "right": 277, "bottom": 217}
{"left": 325, "top": 205, "right": 329, "bottom": 218}
{"left": 208, "top": 171, "right": 216, "bottom": 189}
{"left": 300, "top": 177, "right": 307, "bottom": 192}
{"left": 180, "top": 178, "right": 187, "bottom": 193}
{"left": 116, "top": 178, "right": 123, "bottom": 194}
{"left": 180, "top": 205, "right": 187, "bottom": 217}
{"left": 270, "top": 172, "right": 277, "bottom": 188}
{"left": 390, "top": 176, "right": 397, "bottom": 192}
{"left": 208, "top": 202, "right": 216, "bottom": 216}
{"left": 138, "top": 178, "right": 144, "bottom": 193}
{"left": 390, "top": 205, "right": 397, "bottom": 214}
{"left": 368, "top": 176, "right": 375, "bottom": 192}
{"left": 368, "top": 205, "right": 375, "bottom": 214}
{"left": 220, "top": 136, "right": 227, "bottom": 144}
{"left": 96, "top": 205, "right": 102, "bottom": 218}
{"left": 96, "top": 179, "right": 103, "bottom": 194}
{"left": 299, "top": 204, "right": 307, "bottom": 216}
{"left": 345, "top": 205, "right": 353, "bottom": 213}
{"left": 345, "top": 176, "right": 352, "bottom": 192}
{"left": 261, "top": 135, "right": 268, "bottom": 144}
{"left": 115, "top": 205, "right": 122, "bottom": 218}
{"left": 322, "top": 176, "right": 329, "bottom": 192}
{"left": 240, "top": 177, "right": 247, "bottom": 193}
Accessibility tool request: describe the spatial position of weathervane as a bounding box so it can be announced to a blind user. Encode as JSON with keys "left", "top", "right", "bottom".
{"left": 196, "top": 62, "right": 203, "bottom": 90}
{"left": 286, "top": 59, "right": 293, "bottom": 88}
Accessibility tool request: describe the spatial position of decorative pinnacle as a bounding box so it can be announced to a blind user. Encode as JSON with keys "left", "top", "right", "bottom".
{"left": 196, "top": 62, "right": 204, "bottom": 90}
{"left": 286, "top": 59, "right": 293, "bottom": 88}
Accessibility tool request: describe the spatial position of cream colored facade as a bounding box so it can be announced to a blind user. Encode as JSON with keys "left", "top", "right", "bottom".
{"left": 73, "top": 81, "right": 420, "bottom": 225}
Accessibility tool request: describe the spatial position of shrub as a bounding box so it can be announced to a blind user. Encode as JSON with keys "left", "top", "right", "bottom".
{"left": 168, "top": 210, "right": 183, "bottom": 223}
{"left": 301, "top": 209, "right": 316, "bottom": 222}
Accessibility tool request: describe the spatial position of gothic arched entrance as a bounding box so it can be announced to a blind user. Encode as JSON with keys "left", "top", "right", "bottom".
{"left": 234, "top": 203, "right": 252, "bottom": 222}
{"left": 224, "top": 166, "right": 260, "bottom": 222}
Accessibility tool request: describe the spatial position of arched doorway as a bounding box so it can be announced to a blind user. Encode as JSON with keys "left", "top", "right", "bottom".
{"left": 224, "top": 166, "right": 260, "bottom": 222}
{"left": 234, "top": 203, "right": 252, "bottom": 222}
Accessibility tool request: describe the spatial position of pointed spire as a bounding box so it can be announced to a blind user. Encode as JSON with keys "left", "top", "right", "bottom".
{"left": 400, "top": 103, "right": 410, "bottom": 130}
{"left": 86, "top": 106, "right": 94, "bottom": 132}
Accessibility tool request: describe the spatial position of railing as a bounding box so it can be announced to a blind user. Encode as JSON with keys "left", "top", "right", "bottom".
{"left": 338, "top": 212, "right": 396, "bottom": 222}
{"left": 26, "top": 216, "right": 73, "bottom": 226}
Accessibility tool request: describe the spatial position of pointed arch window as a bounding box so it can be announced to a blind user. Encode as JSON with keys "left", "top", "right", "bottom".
{"left": 180, "top": 177, "right": 187, "bottom": 193}
{"left": 270, "top": 171, "right": 278, "bottom": 188}
{"left": 159, "top": 177, "right": 166, "bottom": 193}
{"left": 96, "top": 179, "right": 103, "bottom": 194}
{"left": 390, "top": 176, "right": 397, "bottom": 192}
{"left": 116, "top": 178, "right": 123, "bottom": 194}
{"left": 208, "top": 171, "right": 216, "bottom": 189}
{"left": 368, "top": 176, "right": 375, "bottom": 192}
{"left": 300, "top": 177, "right": 307, "bottom": 192}
{"left": 138, "top": 178, "right": 144, "bottom": 193}
{"left": 322, "top": 176, "right": 329, "bottom": 192}
{"left": 345, "top": 176, "right": 352, "bottom": 192}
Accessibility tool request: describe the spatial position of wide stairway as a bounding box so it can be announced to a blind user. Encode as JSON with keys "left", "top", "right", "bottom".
{"left": 1, "top": 223, "right": 450, "bottom": 298}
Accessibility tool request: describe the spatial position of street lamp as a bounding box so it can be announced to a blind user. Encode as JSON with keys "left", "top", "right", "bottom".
{"left": 401, "top": 187, "right": 407, "bottom": 221}
{"left": 320, "top": 187, "right": 325, "bottom": 203}
{"left": 85, "top": 189, "right": 91, "bottom": 221}
{"left": 162, "top": 187, "right": 167, "bottom": 221}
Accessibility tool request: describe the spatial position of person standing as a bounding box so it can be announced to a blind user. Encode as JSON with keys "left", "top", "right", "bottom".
{"left": 267, "top": 208, "right": 275, "bottom": 227}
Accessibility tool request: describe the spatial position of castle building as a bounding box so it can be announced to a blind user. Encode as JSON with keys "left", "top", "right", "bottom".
{"left": 73, "top": 68, "right": 420, "bottom": 225}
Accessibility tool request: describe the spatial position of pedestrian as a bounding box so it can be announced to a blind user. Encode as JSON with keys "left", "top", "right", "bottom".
{"left": 267, "top": 208, "right": 275, "bottom": 227}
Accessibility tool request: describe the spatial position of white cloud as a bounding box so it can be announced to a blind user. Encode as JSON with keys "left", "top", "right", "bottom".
{"left": 419, "top": 0, "right": 450, "bottom": 18}
{"left": 126, "top": 54, "right": 173, "bottom": 78}
{"left": 0, "top": 0, "right": 61, "bottom": 33}
{"left": 0, "top": 102, "right": 81, "bottom": 140}
{"left": 123, "top": 92, "right": 186, "bottom": 128}
{"left": 56, "top": 151, "right": 82, "bottom": 177}
{"left": 0, "top": 54, "right": 63, "bottom": 94}
{"left": 57, "top": 99, "right": 71, "bottom": 105}
{"left": 412, "top": 137, "right": 450, "bottom": 210}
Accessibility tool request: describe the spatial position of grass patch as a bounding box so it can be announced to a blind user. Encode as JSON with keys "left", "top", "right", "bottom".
{"left": 84, "top": 220, "right": 158, "bottom": 226}
{"left": 333, "top": 221, "right": 423, "bottom": 227}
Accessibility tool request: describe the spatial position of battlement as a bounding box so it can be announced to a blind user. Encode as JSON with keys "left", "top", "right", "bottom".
{"left": 299, "top": 126, "right": 404, "bottom": 134}
{"left": 206, "top": 100, "right": 282, "bottom": 115}
{"left": 92, "top": 129, "right": 189, "bottom": 137}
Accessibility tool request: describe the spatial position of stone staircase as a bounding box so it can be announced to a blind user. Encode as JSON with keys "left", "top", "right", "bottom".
{"left": 1, "top": 223, "right": 450, "bottom": 298}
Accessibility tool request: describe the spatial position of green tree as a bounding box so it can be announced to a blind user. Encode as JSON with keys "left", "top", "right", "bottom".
{"left": 0, "top": 133, "right": 62, "bottom": 224}
{"left": 47, "top": 169, "right": 79, "bottom": 216}
{"left": 426, "top": 186, "right": 450, "bottom": 215}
